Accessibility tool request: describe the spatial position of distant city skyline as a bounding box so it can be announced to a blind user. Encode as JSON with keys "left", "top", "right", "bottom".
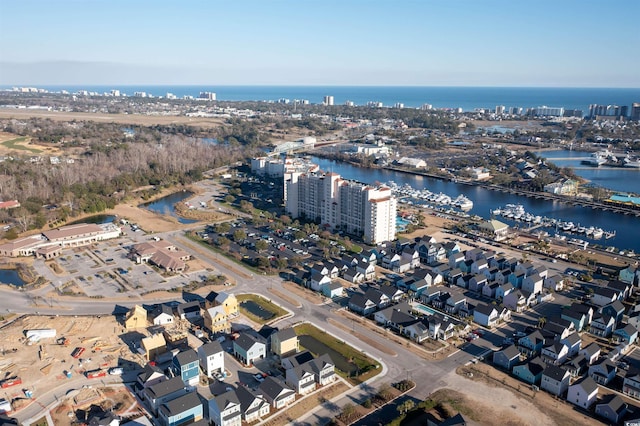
{"left": 1, "top": 0, "right": 639, "bottom": 87}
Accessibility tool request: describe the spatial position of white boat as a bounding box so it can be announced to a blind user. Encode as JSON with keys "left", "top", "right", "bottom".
{"left": 585, "top": 152, "right": 607, "bottom": 166}
{"left": 624, "top": 160, "right": 640, "bottom": 168}
{"left": 592, "top": 228, "right": 604, "bottom": 239}
{"left": 453, "top": 194, "right": 474, "bottom": 211}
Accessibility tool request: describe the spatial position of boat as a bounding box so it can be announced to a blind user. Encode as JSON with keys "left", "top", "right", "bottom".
{"left": 592, "top": 228, "right": 604, "bottom": 239}
{"left": 453, "top": 194, "right": 474, "bottom": 211}
{"left": 583, "top": 151, "right": 607, "bottom": 167}
{"left": 624, "top": 160, "right": 640, "bottom": 168}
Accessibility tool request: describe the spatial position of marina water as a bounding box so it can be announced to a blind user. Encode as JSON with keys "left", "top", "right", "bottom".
{"left": 311, "top": 157, "right": 640, "bottom": 254}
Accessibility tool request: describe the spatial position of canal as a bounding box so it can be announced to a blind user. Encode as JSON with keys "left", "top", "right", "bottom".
{"left": 311, "top": 156, "right": 640, "bottom": 253}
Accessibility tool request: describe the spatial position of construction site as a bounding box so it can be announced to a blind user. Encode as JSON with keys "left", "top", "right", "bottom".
{"left": 0, "top": 314, "right": 145, "bottom": 423}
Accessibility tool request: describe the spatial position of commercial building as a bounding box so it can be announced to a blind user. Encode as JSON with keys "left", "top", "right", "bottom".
{"left": 284, "top": 171, "right": 396, "bottom": 244}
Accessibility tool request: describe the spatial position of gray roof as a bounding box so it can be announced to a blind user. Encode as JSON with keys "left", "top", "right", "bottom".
{"left": 542, "top": 365, "right": 569, "bottom": 381}
{"left": 235, "top": 385, "right": 268, "bottom": 415}
{"left": 596, "top": 394, "right": 626, "bottom": 413}
{"left": 138, "top": 363, "right": 164, "bottom": 383}
{"left": 497, "top": 344, "right": 520, "bottom": 360}
{"left": 199, "top": 341, "right": 223, "bottom": 357}
{"left": 259, "top": 376, "right": 294, "bottom": 401}
{"left": 175, "top": 349, "right": 198, "bottom": 365}
{"left": 571, "top": 376, "right": 598, "bottom": 394}
{"left": 159, "top": 391, "right": 201, "bottom": 417}
{"left": 213, "top": 389, "right": 240, "bottom": 411}
{"left": 474, "top": 303, "right": 497, "bottom": 316}
{"left": 582, "top": 342, "right": 601, "bottom": 357}
{"left": 146, "top": 376, "right": 185, "bottom": 399}
{"left": 235, "top": 333, "right": 263, "bottom": 351}
{"left": 274, "top": 327, "right": 297, "bottom": 342}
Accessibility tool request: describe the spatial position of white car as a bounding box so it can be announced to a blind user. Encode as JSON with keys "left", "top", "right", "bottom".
{"left": 108, "top": 367, "right": 123, "bottom": 376}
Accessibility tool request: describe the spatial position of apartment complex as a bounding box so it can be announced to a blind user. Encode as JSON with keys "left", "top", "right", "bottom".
{"left": 284, "top": 171, "right": 396, "bottom": 244}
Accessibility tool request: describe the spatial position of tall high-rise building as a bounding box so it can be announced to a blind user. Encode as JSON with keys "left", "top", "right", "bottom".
{"left": 323, "top": 95, "right": 334, "bottom": 106}
{"left": 632, "top": 103, "right": 640, "bottom": 121}
{"left": 495, "top": 105, "right": 505, "bottom": 115}
{"left": 284, "top": 172, "right": 396, "bottom": 244}
{"left": 199, "top": 92, "right": 216, "bottom": 101}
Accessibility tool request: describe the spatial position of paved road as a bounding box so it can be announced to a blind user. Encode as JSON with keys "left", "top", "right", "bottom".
{"left": 5, "top": 229, "right": 485, "bottom": 425}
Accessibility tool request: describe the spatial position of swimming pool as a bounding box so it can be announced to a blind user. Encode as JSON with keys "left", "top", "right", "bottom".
{"left": 413, "top": 303, "right": 437, "bottom": 316}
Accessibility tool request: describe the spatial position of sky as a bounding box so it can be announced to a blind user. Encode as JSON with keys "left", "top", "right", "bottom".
{"left": 0, "top": 0, "right": 639, "bottom": 87}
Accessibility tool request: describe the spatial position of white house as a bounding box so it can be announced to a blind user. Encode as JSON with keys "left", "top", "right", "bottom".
{"left": 198, "top": 341, "right": 225, "bottom": 378}
{"left": 473, "top": 303, "right": 498, "bottom": 328}
{"left": 209, "top": 390, "right": 242, "bottom": 426}
{"left": 541, "top": 365, "right": 571, "bottom": 397}
{"left": 567, "top": 376, "right": 599, "bottom": 409}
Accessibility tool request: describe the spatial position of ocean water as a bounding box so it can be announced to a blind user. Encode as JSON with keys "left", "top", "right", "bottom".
{"left": 11, "top": 85, "right": 640, "bottom": 113}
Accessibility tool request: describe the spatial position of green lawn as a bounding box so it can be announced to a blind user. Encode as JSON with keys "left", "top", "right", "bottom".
{"left": 1, "top": 136, "right": 42, "bottom": 153}
{"left": 236, "top": 293, "right": 288, "bottom": 324}
{"left": 294, "top": 322, "right": 381, "bottom": 385}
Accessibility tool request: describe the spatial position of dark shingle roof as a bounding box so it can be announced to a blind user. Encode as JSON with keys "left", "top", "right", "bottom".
{"left": 174, "top": 349, "right": 198, "bottom": 365}
{"left": 199, "top": 341, "right": 223, "bottom": 357}
{"left": 542, "top": 365, "right": 568, "bottom": 381}
{"left": 159, "top": 391, "right": 201, "bottom": 417}
{"left": 146, "top": 376, "right": 185, "bottom": 399}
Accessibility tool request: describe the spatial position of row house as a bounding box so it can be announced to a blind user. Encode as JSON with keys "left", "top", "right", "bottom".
{"left": 588, "top": 358, "right": 618, "bottom": 385}
{"left": 473, "top": 303, "right": 510, "bottom": 328}
{"left": 512, "top": 357, "right": 546, "bottom": 385}
{"left": 602, "top": 300, "right": 625, "bottom": 325}
{"left": 579, "top": 342, "right": 602, "bottom": 365}
{"left": 504, "top": 290, "right": 535, "bottom": 313}
{"left": 590, "top": 313, "right": 616, "bottom": 337}
{"left": 482, "top": 282, "right": 500, "bottom": 299}
{"left": 623, "top": 371, "right": 640, "bottom": 400}
{"left": 541, "top": 342, "right": 569, "bottom": 366}
{"left": 540, "top": 365, "right": 571, "bottom": 397}
{"left": 517, "top": 330, "right": 547, "bottom": 357}
{"left": 614, "top": 323, "right": 638, "bottom": 345}
{"left": 543, "top": 274, "right": 564, "bottom": 291}
{"left": 373, "top": 303, "right": 417, "bottom": 332}
{"left": 567, "top": 376, "right": 599, "bottom": 409}
{"left": 592, "top": 287, "right": 620, "bottom": 307}
{"left": 595, "top": 394, "right": 628, "bottom": 425}
{"left": 619, "top": 265, "right": 640, "bottom": 286}
{"left": 235, "top": 385, "right": 271, "bottom": 423}
{"left": 493, "top": 345, "right": 521, "bottom": 370}
{"left": 209, "top": 390, "right": 242, "bottom": 426}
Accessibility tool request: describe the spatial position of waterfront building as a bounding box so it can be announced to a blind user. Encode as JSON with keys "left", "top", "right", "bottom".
{"left": 532, "top": 106, "right": 564, "bottom": 117}
{"left": 495, "top": 105, "right": 505, "bottom": 115}
{"left": 632, "top": 103, "right": 640, "bottom": 121}
{"left": 323, "top": 95, "right": 334, "bottom": 106}
{"left": 251, "top": 156, "right": 318, "bottom": 178}
{"left": 198, "top": 91, "right": 216, "bottom": 101}
{"left": 284, "top": 171, "right": 396, "bottom": 244}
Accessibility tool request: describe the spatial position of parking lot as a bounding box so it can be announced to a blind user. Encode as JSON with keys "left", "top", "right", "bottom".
{"left": 31, "top": 234, "right": 206, "bottom": 299}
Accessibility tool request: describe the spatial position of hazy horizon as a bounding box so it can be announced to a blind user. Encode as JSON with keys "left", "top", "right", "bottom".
{"left": 1, "top": 1, "right": 639, "bottom": 88}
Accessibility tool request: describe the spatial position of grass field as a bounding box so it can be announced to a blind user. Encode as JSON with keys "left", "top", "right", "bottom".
{"left": 1, "top": 136, "right": 42, "bottom": 153}
{"left": 294, "top": 322, "right": 381, "bottom": 385}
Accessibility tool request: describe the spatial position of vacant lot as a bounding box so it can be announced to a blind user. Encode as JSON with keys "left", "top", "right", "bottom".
{"left": 457, "top": 363, "right": 603, "bottom": 426}
{"left": 0, "top": 109, "right": 226, "bottom": 128}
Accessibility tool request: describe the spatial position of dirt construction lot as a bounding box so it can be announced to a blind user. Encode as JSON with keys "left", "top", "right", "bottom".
{"left": 457, "top": 363, "right": 604, "bottom": 426}
{"left": 0, "top": 315, "right": 141, "bottom": 412}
